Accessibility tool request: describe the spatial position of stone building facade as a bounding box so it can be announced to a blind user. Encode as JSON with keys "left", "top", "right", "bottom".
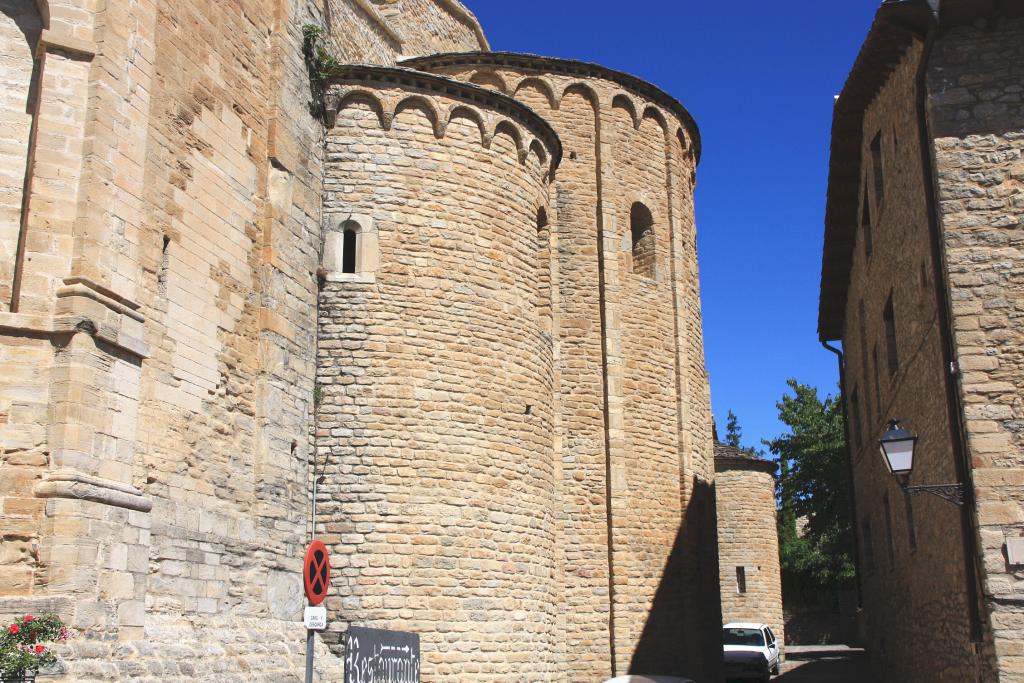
{"left": 818, "top": 1, "right": 1024, "bottom": 680}
{"left": 713, "top": 443, "right": 783, "bottom": 654}
{"left": 0, "top": 1, "right": 721, "bottom": 681}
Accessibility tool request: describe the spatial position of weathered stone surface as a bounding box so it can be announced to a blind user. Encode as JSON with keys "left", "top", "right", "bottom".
{"left": 714, "top": 445, "right": 784, "bottom": 656}
{"left": 0, "top": 2, "right": 721, "bottom": 681}
{"left": 821, "top": 9, "right": 1024, "bottom": 683}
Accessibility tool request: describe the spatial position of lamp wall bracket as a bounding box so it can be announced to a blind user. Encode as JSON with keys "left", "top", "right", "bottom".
{"left": 902, "top": 483, "right": 965, "bottom": 506}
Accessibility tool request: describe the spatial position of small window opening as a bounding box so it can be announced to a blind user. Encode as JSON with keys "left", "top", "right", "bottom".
{"left": 158, "top": 235, "right": 171, "bottom": 295}
{"left": 884, "top": 293, "right": 898, "bottom": 377}
{"left": 630, "top": 202, "right": 655, "bottom": 278}
{"left": 872, "top": 345, "right": 882, "bottom": 413}
{"left": 342, "top": 225, "right": 357, "bottom": 274}
{"left": 861, "top": 190, "right": 873, "bottom": 259}
{"left": 736, "top": 566, "right": 747, "bottom": 594}
{"left": 871, "top": 131, "right": 885, "bottom": 209}
{"left": 849, "top": 387, "right": 861, "bottom": 455}
{"left": 858, "top": 299, "right": 873, "bottom": 425}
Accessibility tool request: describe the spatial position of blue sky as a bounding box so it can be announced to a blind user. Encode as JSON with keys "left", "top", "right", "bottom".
{"left": 470, "top": 0, "right": 879, "bottom": 452}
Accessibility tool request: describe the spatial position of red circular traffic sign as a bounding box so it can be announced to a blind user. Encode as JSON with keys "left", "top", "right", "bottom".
{"left": 303, "top": 540, "right": 331, "bottom": 606}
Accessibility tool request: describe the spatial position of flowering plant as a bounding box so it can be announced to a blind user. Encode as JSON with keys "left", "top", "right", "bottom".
{"left": 0, "top": 613, "right": 68, "bottom": 679}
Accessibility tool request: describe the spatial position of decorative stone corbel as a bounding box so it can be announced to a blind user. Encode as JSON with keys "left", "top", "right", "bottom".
{"left": 35, "top": 471, "right": 152, "bottom": 512}
{"left": 323, "top": 85, "right": 343, "bottom": 128}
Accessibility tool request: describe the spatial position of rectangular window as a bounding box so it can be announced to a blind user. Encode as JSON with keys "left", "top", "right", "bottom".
{"left": 871, "top": 131, "right": 885, "bottom": 209}
{"left": 873, "top": 344, "right": 882, "bottom": 418}
{"left": 859, "top": 300, "right": 872, "bottom": 426}
{"left": 849, "top": 387, "right": 861, "bottom": 456}
{"left": 904, "top": 491, "right": 918, "bottom": 550}
{"left": 861, "top": 190, "right": 873, "bottom": 259}
{"left": 884, "top": 293, "right": 899, "bottom": 378}
{"left": 736, "top": 566, "right": 747, "bottom": 594}
{"left": 862, "top": 518, "right": 875, "bottom": 572}
{"left": 883, "top": 493, "right": 896, "bottom": 567}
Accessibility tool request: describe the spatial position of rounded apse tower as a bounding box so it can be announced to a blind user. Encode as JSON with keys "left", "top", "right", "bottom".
{"left": 314, "top": 66, "right": 561, "bottom": 681}
{"left": 403, "top": 53, "right": 718, "bottom": 681}
{"left": 714, "top": 441, "right": 785, "bottom": 654}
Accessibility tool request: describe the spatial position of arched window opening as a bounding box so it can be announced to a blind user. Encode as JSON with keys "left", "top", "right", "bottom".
{"left": 630, "top": 202, "right": 655, "bottom": 279}
{"left": 341, "top": 224, "right": 358, "bottom": 274}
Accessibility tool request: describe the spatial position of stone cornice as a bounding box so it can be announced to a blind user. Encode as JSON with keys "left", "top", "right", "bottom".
{"left": 715, "top": 455, "right": 777, "bottom": 474}
{"left": 322, "top": 64, "right": 562, "bottom": 174}
{"left": 401, "top": 51, "right": 702, "bottom": 164}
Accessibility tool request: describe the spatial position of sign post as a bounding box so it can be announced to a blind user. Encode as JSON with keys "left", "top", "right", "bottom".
{"left": 303, "top": 540, "right": 331, "bottom": 683}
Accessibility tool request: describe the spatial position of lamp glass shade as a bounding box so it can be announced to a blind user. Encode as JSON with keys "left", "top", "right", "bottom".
{"left": 879, "top": 423, "right": 917, "bottom": 476}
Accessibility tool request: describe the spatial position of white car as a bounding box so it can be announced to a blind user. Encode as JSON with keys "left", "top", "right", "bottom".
{"left": 722, "top": 622, "right": 781, "bottom": 681}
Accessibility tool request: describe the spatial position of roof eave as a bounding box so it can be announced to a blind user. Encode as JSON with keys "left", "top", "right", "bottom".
{"left": 817, "top": 1, "right": 934, "bottom": 342}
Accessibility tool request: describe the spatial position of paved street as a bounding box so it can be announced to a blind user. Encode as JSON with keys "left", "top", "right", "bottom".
{"left": 774, "top": 645, "right": 871, "bottom": 682}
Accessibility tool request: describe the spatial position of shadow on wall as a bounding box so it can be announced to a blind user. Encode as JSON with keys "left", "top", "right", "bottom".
{"left": 1, "top": 1, "right": 43, "bottom": 114}
{"left": 630, "top": 476, "right": 725, "bottom": 683}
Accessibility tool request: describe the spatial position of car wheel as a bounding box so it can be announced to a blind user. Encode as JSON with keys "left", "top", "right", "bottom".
{"left": 772, "top": 662, "right": 780, "bottom": 675}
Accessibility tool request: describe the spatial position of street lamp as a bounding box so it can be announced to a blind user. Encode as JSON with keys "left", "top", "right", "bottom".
{"left": 878, "top": 420, "right": 964, "bottom": 506}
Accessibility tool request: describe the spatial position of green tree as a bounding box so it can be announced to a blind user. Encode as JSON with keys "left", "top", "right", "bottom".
{"left": 725, "top": 409, "right": 742, "bottom": 448}
{"left": 764, "top": 380, "right": 855, "bottom": 595}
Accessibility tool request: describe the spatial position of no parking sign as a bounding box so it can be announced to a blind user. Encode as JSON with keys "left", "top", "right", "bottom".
{"left": 304, "top": 540, "right": 330, "bottom": 606}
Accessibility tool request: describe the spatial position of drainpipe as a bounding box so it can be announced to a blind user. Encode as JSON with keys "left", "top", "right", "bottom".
{"left": 821, "top": 341, "right": 863, "bottom": 611}
{"left": 912, "top": 0, "right": 985, "bottom": 644}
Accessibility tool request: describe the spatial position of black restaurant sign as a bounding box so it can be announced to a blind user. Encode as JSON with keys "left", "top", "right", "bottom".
{"left": 344, "top": 626, "right": 420, "bottom": 683}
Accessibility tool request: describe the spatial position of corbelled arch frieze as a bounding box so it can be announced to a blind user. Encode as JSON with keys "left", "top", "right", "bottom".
{"left": 402, "top": 51, "right": 701, "bottom": 162}
{"left": 322, "top": 65, "right": 562, "bottom": 178}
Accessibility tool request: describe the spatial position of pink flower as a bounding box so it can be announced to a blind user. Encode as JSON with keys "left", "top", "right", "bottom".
{"left": 8, "top": 624, "right": 19, "bottom": 634}
{"left": 34, "top": 645, "right": 45, "bottom": 654}
{"left": 23, "top": 615, "right": 33, "bottom": 622}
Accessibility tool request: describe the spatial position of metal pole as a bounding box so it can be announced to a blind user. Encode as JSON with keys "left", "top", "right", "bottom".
{"left": 307, "top": 439, "right": 319, "bottom": 682}
{"left": 305, "top": 628, "right": 315, "bottom": 683}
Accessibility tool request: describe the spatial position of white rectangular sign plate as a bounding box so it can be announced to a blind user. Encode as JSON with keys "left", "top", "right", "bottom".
{"left": 304, "top": 605, "right": 327, "bottom": 630}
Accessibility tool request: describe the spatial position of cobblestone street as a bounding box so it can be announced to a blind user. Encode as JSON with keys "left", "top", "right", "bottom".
{"left": 775, "top": 646, "right": 871, "bottom": 682}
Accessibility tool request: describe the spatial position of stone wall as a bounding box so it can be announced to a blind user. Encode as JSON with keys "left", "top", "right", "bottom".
{"left": 0, "top": 1, "right": 484, "bottom": 680}
{"left": 714, "top": 450, "right": 783, "bottom": 654}
{"left": 315, "top": 70, "right": 559, "bottom": 681}
{"left": 0, "top": 0, "right": 40, "bottom": 311}
{"left": 928, "top": 15, "right": 1024, "bottom": 681}
{"left": 840, "top": 40, "right": 985, "bottom": 682}
{"left": 0, "top": 1, "right": 722, "bottom": 680}
{"left": 402, "top": 54, "right": 719, "bottom": 682}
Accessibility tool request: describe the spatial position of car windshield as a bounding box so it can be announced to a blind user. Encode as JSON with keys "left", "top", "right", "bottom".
{"left": 723, "top": 628, "right": 765, "bottom": 647}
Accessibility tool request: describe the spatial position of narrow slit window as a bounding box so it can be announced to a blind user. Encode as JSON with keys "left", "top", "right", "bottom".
{"left": 342, "top": 227, "right": 357, "bottom": 274}
{"left": 736, "top": 566, "right": 747, "bottom": 594}
{"left": 884, "top": 293, "right": 898, "bottom": 377}
{"left": 861, "top": 190, "right": 873, "bottom": 259}
{"left": 871, "top": 131, "right": 885, "bottom": 209}
{"left": 849, "top": 387, "right": 861, "bottom": 455}
{"left": 630, "top": 202, "right": 656, "bottom": 279}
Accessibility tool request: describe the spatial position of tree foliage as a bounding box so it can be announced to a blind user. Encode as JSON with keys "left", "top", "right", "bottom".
{"left": 764, "top": 380, "right": 855, "bottom": 595}
{"left": 725, "top": 409, "right": 742, "bottom": 448}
